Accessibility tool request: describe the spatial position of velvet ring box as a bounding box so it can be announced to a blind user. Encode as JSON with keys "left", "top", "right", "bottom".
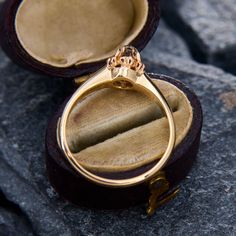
{"left": 0, "top": 0, "right": 203, "bottom": 214}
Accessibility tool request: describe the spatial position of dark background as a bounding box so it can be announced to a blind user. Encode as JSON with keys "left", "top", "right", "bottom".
{"left": 0, "top": 0, "right": 236, "bottom": 235}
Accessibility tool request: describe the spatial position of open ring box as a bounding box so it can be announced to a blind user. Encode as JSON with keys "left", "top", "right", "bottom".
{"left": 0, "top": 0, "right": 202, "bottom": 215}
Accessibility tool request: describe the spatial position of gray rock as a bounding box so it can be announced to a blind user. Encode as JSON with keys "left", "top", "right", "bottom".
{"left": 142, "top": 20, "right": 192, "bottom": 61}
{"left": 0, "top": 45, "right": 236, "bottom": 236}
{"left": 162, "top": 0, "right": 236, "bottom": 74}
{"left": 0, "top": 205, "right": 33, "bottom": 236}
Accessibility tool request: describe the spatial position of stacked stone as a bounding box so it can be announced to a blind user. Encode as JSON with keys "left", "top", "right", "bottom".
{"left": 162, "top": 0, "right": 236, "bottom": 74}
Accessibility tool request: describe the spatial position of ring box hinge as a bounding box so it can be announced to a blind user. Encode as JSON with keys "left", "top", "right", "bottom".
{"left": 74, "top": 71, "right": 98, "bottom": 86}
{"left": 147, "top": 171, "right": 180, "bottom": 216}
{"left": 74, "top": 75, "right": 91, "bottom": 86}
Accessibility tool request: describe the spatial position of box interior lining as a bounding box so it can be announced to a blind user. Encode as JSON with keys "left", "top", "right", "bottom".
{"left": 66, "top": 79, "right": 193, "bottom": 173}
{"left": 15, "top": 0, "right": 148, "bottom": 68}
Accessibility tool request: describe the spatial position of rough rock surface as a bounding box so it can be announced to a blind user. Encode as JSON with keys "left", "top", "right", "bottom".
{"left": 162, "top": 0, "right": 236, "bottom": 74}
{"left": 142, "top": 20, "right": 192, "bottom": 60}
{"left": 0, "top": 41, "right": 236, "bottom": 235}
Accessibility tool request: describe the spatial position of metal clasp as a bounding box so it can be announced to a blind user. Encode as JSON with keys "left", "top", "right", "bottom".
{"left": 147, "top": 171, "right": 180, "bottom": 216}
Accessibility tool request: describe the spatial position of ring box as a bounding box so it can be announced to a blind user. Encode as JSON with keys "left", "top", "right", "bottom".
{"left": 0, "top": 0, "right": 203, "bottom": 214}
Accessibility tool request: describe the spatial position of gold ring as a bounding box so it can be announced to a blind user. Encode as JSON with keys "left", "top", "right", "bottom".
{"left": 57, "top": 46, "right": 176, "bottom": 187}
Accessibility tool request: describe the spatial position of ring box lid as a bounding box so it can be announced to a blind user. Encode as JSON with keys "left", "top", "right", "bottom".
{"left": 0, "top": 0, "right": 160, "bottom": 78}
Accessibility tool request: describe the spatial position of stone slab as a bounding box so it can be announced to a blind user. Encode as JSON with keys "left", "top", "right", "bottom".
{"left": 0, "top": 45, "right": 235, "bottom": 235}
{"left": 142, "top": 20, "right": 191, "bottom": 61}
{"left": 162, "top": 0, "right": 236, "bottom": 74}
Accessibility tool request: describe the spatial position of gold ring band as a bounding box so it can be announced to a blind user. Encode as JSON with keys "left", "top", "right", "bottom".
{"left": 57, "top": 46, "right": 176, "bottom": 187}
